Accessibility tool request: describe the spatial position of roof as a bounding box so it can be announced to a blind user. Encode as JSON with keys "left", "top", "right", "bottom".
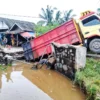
{"left": 20, "top": 32, "right": 36, "bottom": 38}
{"left": 0, "top": 17, "right": 34, "bottom": 33}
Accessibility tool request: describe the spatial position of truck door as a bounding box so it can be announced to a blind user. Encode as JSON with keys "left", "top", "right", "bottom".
{"left": 78, "top": 14, "right": 100, "bottom": 53}
{"left": 79, "top": 15, "right": 100, "bottom": 38}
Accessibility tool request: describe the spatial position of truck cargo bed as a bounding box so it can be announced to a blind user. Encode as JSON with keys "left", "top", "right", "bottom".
{"left": 22, "top": 19, "right": 82, "bottom": 60}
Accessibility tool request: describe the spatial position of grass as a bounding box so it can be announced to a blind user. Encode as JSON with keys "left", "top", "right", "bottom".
{"left": 75, "top": 58, "right": 100, "bottom": 100}
{"left": 0, "top": 63, "right": 12, "bottom": 71}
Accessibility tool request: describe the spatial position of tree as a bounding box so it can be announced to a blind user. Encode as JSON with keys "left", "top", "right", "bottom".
{"left": 54, "top": 10, "right": 66, "bottom": 25}
{"left": 55, "top": 11, "right": 61, "bottom": 22}
{"left": 34, "top": 23, "right": 59, "bottom": 37}
{"left": 39, "top": 5, "right": 56, "bottom": 25}
{"left": 35, "top": 6, "right": 76, "bottom": 37}
{"left": 62, "top": 9, "right": 76, "bottom": 23}
{"left": 54, "top": 9, "right": 76, "bottom": 24}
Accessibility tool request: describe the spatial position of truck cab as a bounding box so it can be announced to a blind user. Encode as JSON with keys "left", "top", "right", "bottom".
{"left": 78, "top": 11, "right": 100, "bottom": 53}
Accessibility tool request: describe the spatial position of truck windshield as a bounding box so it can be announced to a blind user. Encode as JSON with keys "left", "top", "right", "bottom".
{"left": 82, "top": 15, "right": 100, "bottom": 26}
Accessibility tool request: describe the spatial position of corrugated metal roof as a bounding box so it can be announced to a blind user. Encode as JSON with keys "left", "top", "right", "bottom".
{"left": 0, "top": 17, "right": 34, "bottom": 32}
{"left": 20, "top": 32, "right": 35, "bottom": 38}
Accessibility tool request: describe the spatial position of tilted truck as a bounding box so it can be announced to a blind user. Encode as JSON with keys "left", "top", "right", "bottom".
{"left": 22, "top": 11, "right": 100, "bottom": 61}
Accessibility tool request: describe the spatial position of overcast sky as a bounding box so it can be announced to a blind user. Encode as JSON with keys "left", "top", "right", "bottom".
{"left": 0, "top": 0, "right": 99, "bottom": 23}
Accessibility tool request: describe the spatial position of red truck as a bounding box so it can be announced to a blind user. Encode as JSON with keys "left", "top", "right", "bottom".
{"left": 22, "top": 11, "right": 100, "bottom": 61}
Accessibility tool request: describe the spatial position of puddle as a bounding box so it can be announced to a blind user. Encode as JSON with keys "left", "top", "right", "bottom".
{"left": 0, "top": 62, "right": 86, "bottom": 100}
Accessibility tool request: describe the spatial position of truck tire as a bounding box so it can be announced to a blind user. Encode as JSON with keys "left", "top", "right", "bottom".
{"left": 89, "top": 39, "right": 100, "bottom": 53}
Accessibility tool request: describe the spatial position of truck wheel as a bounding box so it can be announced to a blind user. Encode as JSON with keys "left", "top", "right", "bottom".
{"left": 89, "top": 39, "right": 100, "bottom": 53}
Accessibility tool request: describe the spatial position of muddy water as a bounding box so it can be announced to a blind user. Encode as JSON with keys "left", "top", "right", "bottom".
{"left": 0, "top": 62, "right": 86, "bottom": 100}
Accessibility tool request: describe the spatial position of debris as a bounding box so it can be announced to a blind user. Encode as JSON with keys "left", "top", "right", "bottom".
{"left": 31, "top": 55, "right": 56, "bottom": 70}
{"left": 0, "top": 46, "right": 24, "bottom": 60}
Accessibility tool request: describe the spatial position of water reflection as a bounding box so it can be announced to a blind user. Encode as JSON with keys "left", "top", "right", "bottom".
{"left": 5, "top": 68, "right": 13, "bottom": 82}
{"left": 0, "top": 65, "right": 52, "bottom": 100}
{"left": 0, "top": 67, "right": 13, "bottom": 92}
{"left": 0, "top": 63, "right": 85, "bottom": 100}
{"left": 21, "top": 64, "right": 86, "bottom": 100}
{"left": 0, "top": 72, "right": 2, "bottom": 93}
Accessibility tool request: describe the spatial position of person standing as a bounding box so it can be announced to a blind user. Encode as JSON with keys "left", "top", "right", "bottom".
{"left": 11, "top": 34, "right": 15, "bottom": 46}
{"left": 2, "top": 36, "right": 7, "bottom": 47}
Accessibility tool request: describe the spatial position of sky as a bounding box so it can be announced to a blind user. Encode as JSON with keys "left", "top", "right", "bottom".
{"left": 0, "top": 0, "right": 99, "bottom": 23}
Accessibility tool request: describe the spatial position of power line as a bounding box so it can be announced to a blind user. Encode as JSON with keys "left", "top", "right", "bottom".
{"left": 0, "top": 13, "right": 40, "bottom": 18}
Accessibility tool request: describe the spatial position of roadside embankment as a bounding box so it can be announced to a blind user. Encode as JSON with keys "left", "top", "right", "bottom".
{"left": 75, "top": 58, "right": 100, "bottom": 100}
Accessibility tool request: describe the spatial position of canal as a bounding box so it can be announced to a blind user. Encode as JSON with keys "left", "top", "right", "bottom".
{"left": 0, "top": 62, "right": 86, "bottom": 100}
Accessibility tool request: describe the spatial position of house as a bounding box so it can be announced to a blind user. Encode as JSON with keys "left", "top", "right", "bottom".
{"left": 0, "top": 17, "right": 35, "bottom": 46}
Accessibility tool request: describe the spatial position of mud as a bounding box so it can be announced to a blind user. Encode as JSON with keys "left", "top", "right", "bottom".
{"left": 0, "top": 62, "right": 86, "bottom": 100}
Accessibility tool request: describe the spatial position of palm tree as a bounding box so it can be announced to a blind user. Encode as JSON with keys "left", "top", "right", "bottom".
{"left": 51, "top": 10, "right": 61, "bottom": 25}
{"left": 39, "top": 5, "right": 56, "bottom": 25}
{"left": 54, "top": 9, "right": 76, "bottom": 24}
{"left": 63, "top": 9, "right": 76, "bottom": 22}
{"left": 55, "top": 11, "right": 61, "bottom": 21}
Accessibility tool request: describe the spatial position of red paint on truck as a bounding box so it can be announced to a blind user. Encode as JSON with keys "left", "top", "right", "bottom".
{"left": 30, "top": 19, "right": 82, "bottom": 59}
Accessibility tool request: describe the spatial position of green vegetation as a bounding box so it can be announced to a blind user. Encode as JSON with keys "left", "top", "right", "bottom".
{"left": 0, "top": 65, "right": 8, "bottom": 70}
{"left": 75, "top": 58, "right": 100, "bottom": 100}
{"left": 35, "top": 22, "right": 59, "bottom": 36}
{"left": 39, "top": 5, "right": 75, "bottom": 25}
{"left": 0, "top": 64, "right": 12, "bottom": 71}
{"left": 34, "top": 5, "right": 76, "bottom": 36}
{"left": 39, "top": 5, "right": 57, "bottom": 25}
